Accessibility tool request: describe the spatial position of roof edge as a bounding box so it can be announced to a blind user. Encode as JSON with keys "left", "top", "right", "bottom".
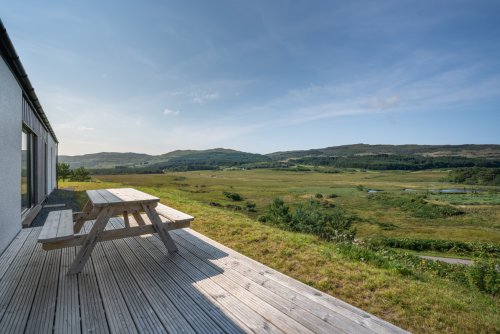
{"left": 0, "top": 18, "right": 58, "bottom": 143}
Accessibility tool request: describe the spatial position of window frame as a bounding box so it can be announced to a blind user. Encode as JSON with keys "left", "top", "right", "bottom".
{"left": 21, "top": 127, "right": 31, "bottom": 213}
{"left": 21, "top": 125, "right": 38, "bottom": 213}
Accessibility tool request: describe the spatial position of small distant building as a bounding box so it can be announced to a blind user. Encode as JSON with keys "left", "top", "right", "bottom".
{"left": 0, "top": 19, "right": 58, "bottom": 253}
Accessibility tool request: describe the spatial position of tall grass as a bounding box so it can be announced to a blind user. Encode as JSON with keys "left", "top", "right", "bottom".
{"left": 366, "top": 237, "right": 500, "bottom": 258}
{"left": 335, "top": 243, "right": 499, "bottom": 296}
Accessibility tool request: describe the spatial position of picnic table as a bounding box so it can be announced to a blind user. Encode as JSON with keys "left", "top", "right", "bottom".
{"left": 37, "top": 188, "right": 194, "bottom": 274}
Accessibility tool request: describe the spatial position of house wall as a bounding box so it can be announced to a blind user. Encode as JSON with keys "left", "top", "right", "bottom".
{"left": 47, "top": 135, "right": 57, "bottom": 194}
{"left": 0, "top": 55, "right": 22, "bottom": 254}
{"left": 22, "top": 97, "right": 50, "bottom": 204}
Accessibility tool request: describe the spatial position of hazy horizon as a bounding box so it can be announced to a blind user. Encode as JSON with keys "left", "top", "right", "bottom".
{"left": 2, "top": 1, "right": 500, "bottom": 155}
{"left": 56, "top": 143, "right": 500, "bottom": 157}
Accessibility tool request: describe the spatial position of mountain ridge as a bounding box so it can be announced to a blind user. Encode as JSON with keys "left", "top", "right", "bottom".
{"left": 59, "top": 144, "right": 500, "bottom": 169}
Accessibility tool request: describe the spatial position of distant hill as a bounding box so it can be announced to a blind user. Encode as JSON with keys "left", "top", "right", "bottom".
{"left": 59, "top": 144, "right": 500, "bottom": 172}
{"left": 59, "top": 152, "right": 152, "bottom": 169}
{"left": 267, "top": 144, "right": 500, "bottom": 160}
{"left": 59, "top": 148, "right": 270, "bottom": 170}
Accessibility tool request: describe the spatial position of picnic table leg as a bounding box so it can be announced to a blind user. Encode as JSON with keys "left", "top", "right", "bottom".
{"left": 133, "top": 212, "right": 146, "bottom": 225}
{"left": 74, "top": 200, "right": 93, "bottom": 233}
{"left": 68, "top": 207, "right": 113, "bottom": 274}
{"left": 123, "top": 211, "right": 130, "bottom": 228}
{"left": 143, "top": 204, "right": 178, "bottom": 253}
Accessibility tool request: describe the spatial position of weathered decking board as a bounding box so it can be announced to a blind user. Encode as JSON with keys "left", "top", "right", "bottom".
{"left": 0, "top": 228, "right": 40, "bottom": 327}
{"left": 99, "top": 239, "right": 166, "bottom": 333}
{"left": 25, "top": 248, "right": 61, "bottom": 334}
{"left": 109, "top": 220, "right": 226, "bottom": 334}
{"left": 54, "top": 246, "right": 80, "bottom": 334}
{"left": 146, "top": 232, "right": 311, "bottom": 334}
{"left": 0, "top": 219, "right": 410, "bottom": 334}
{"left": 169, "top": 234, "right": 351, "bottom": 334}
{"left": 0, "top": 234, "right": 47, "bottom": 333}
{"left": 174, "top": 228, "right": 407, "bottom": 334}
{"left": 0, "top": 228, "right": 32, "bottom": 281}
{"left": 83, "top": 224, "right": 138, "bottom": 334}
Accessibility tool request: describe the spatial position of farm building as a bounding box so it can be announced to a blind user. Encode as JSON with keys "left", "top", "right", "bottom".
{"left": 0, "top": 19, "right": 58, "bottom": 253}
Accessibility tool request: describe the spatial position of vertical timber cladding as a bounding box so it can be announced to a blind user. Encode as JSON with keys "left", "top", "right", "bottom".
{"left": 22, "top": 95, "right": 48, "bottom": 205}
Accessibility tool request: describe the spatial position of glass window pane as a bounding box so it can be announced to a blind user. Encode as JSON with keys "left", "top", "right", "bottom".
{"left": 21, "top": 130, "right": 29, "bottom": 211}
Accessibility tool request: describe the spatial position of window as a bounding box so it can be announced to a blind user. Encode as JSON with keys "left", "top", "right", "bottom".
{"left": 21, "top": 129, "right": 30, "bottom": 211}
{"left": 21, "top": 127, "right": 37, "bottom": 213}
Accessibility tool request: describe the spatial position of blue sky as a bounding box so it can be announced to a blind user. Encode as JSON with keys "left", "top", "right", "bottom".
{"left": 2, "top": 0, "right": 500, "bottom": 155}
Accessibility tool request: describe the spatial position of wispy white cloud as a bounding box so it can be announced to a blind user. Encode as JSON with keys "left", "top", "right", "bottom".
{"left": 191, "top": 91, "right": 219, "bottom": 104}
{"left": 163, "top": 108, "right": 180, "bottom": 116}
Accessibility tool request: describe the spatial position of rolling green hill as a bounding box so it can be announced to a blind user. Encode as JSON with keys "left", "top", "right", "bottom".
{"left": 59, "top": 152, "right": 152, "bottom": 169}
{"left": 267, "top": 144, "right": 500, "bottom": 160}
{"left": 59, "top": 144, "right": 500, "bottom": 172}
{"left": 59, "top": 148, "right": 270, "bottom": 170}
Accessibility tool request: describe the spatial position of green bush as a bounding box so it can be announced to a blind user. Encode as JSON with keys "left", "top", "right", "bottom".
{"left": 468, "top": 259, "right": 499, "bottom": 295}
{"left": 223, "top": 191, "right": 243, "bottom": 201}
{"left": 57, "top": 163, "right": 72, "bottom": 181}
{"left": 69, "top": 167, "right": 91, "bottom": 182}
{"left": 315, "top": 193, "right": 323, "bottom": 199}
{"left": 260, "top": 198, "right": 356, "bottom": 242}
{"left": 370, "top": 193, "right": 463, "bottom": 219}
{"left": 245, "top": 201, "right": 257, "bottom": 212}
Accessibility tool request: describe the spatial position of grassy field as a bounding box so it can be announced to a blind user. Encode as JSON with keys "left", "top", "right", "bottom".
{"left": 92, "top": 169, "right": 500, "bottom": 243}
{"left": 60, "top": 169, "right": 500, "bottom": 333}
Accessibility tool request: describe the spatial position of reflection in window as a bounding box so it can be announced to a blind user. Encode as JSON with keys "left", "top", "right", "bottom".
{"left": 21, "top": 130, "right": 30, "bottom": 211}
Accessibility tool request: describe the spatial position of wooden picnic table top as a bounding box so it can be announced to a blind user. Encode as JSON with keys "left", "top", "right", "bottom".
{"left": 86, "top": 188, "right": 160, "bottom": 207}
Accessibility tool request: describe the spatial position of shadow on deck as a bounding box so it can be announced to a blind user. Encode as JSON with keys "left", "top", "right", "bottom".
{"left": 0, "top": 219, "right": 409, "bottom": 333}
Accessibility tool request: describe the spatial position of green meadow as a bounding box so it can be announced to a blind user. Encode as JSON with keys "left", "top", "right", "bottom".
{"left": 61, "top": 169, "right": 500, "bottom": 334}
{"left": 93, "top": 169, "right": 500, "bottom": 242}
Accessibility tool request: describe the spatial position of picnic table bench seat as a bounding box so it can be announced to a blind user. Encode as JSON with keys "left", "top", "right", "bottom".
{"left": 155, "top": 203, "right": 194, "bottom": 225}
{"left": 38, "top": 204, "right": 194, "bottom": 249}
{"left": 38, "top": 209, "right": 74, "bottom": 243}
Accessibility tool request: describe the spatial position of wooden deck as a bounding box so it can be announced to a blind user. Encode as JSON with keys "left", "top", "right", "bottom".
{"left": 0, "top": 219, "right": 409, "bottom": 334}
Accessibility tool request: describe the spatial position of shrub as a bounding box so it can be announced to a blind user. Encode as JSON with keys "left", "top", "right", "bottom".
{"left": 370, "top": 193, "right": 463, "bottom": 219}
{"left": 245, "top": 201, "right": 257, "bottom": 212}
{"left": 209, "top": 202, "right": 222, "bottom": 207}
{"left": 327, "top": 193, "right": 338, "bottom": 198}
{"left": 267, "top": 198, "right": 292, "bottom": 226}
{"left": 69, "top": 167, "right": 91, "bottom": 182}
{"left": 223, "top": 191, "right": 243, "bottom": 201}
{"left": 57, "top": 163, "right": 72, "bottom": 181}
{"left": 315, "top": 193, "right": 323, "bottom": 199}
{"left": 468, "top": 259, "right": 499, "bottom": 295}
{"left": 261, "top": 198, "right": 356, "bottom": 242}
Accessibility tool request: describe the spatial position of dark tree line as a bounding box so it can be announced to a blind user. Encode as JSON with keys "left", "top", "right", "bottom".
{"left": 447, "top": 168, "right": 500, "bottom": 186}
{"left": 291, "top": 154, "right": 500, "bottom": 170}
